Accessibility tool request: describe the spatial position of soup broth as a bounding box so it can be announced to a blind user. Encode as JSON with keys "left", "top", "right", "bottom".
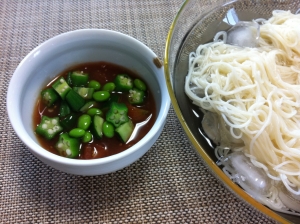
{"left": 33, "top": 61, "right": 156, "bottom": 159}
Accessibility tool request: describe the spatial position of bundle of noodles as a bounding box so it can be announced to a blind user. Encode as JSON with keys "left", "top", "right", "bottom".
{"left": 185, "top": 10, "right": 300, "bottom": 205}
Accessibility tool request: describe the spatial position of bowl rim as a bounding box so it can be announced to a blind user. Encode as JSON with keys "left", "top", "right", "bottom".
{"left": 164, "top": 0, "right": 289, "bottom": 223}
{"left": 7, "top": 28, "right": 170, "bottom": 167}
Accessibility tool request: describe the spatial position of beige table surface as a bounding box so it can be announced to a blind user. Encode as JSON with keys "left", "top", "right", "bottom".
{"left": 0, "top": 0, "right": 276, "bottom": 223}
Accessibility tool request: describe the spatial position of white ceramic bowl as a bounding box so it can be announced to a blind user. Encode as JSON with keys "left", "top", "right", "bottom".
{"left": 7, "top": 29, "right": 170, "bottom": 176}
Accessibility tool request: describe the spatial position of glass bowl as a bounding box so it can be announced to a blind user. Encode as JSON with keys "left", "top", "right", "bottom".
{"left": 164, "top": 0, "right": 300, "bottom": 223}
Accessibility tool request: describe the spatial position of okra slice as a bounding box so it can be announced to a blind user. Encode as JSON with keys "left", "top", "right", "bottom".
{"left": 55, "top": 133, "right": 80, "bottom": 158}
{"left": 128, "top": 88, "right": 145, "bottom": 105}
{"left": 106, "top": 102, "right": 129, "bottom": 128}
{"left": 91, "top": 115, "right": 104, "bottom": 139}
{"left": 65, "top": 89, "right": 86, "bottom": 112}
{"left": 133, "top": 79, "right": 147, "bottom": 91}
{"left": 114, "top": 74, "right": 133, "bottom": 91}
{"left": 52, "top": 77, "right": 71, "bottom": 100}
{"left": 73, "top": 87, "right": 94, "bottom": 100}
{"left": 36, "top": 116, "right": 63, "bottom": 140}
{"left": 69, "top": 71, "right": 89, "bottom": 87}
{"left": 41, "top": 88, "right": 59, "bottom": 107}
{"left": 115, "top": 120, "right": 134, "bottom": 143}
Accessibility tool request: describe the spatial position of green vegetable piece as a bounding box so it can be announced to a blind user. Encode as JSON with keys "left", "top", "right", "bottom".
{"left": 114, "top": 74, "right": 133, "bottom": 91}
{"left": 55, "top": 133, "right": 80, "bottom": 158}
{"left": 36, "top": 116, "right": 63, "bottom": 140}
{"left": 91, "top": 115, "right": 104, "bottom": 139}
{"left": 115, "top": 120, "right": 134, "bottom": 143}
{"left": 106, "top": 102, "right": 129, "bottom": 128}
{"left": 69, "top": 128, "right": 86, "bottom": 138}
{"left": 101, "top": 93, "right": 120, "bottom": 110}
{"left": 128, "top": 88, "right": 145, "bottom": 105}
{"left": 69, "top": 71, "right": 89, "bottom": 87}
{"left": 87, "top": 108, "right": 103, "bottom": 117}
{"left": 133, "top": 79, "right": 147, "bottom": 91}
{"left": 88, "top": 80, "right": 101, "bottom": 90}
{"left": 65, "top": 89, "right": 86, "bottom": 112}
{"left": 41, "top": 88, "right": 59, "bottom": 107}
{"left": 60, "top": 113, "right": 79, "bottom": 130}
{"left": 77, "top": 114, "right": 91, "bottom": 130}
{"left": 102, "top": 82, "right": 115, "bottom": 92}
{"left": 102, "top": 121, "right": 115, "bottom": 138}
{"left": 52, "top": 77, "right": 72, "bottom": 100}
{"left": 79, "top": 101, "right": 99, "bottom": 112}
{"left": 59, "top": 101, "right": 71, "bottom": 117}
{"left": 73, "top": 87, "right": 94, "bottom": 100}
{"left": 93, "top": 91, "right": 110, "bottom": 102}
{"left": 66, "top": 72, "right": 73, "bottom": 86}
{"left": 82, "top": 131, "right": 92, "bottom": 143}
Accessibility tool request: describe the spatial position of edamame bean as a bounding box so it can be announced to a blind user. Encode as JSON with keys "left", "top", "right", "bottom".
{"left": 93, "top": 91, "right": 110, "bottom": 102}
{"left": 102, "top": 82, "right": 115, "bottom": 92}
{"left": 88, "top": 80, "right": 101, "bottom": 90}
{"left": 87, "top": 108, "right": 103, "bottom": 117}
{"left": 77, "top": 114, "right": 91, "bottom": 130}
{"left": 69, "top": 128, "right": 85, "bottom": 138}
{"left": 133, "top": 79, "right": 147, "bottom": 91}
{"left": 102, "top": 121, "right": 114, "bottom": 138}
{"left": 82, "top": 131, "right": 92, "bottom": 143}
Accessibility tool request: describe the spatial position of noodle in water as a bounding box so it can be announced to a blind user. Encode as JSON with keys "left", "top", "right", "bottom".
{"left": 185, "top": 10, "right": 300, "bottom": 214}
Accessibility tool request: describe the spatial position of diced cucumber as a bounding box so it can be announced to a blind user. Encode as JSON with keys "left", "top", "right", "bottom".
{"left": 73, "top": 87, "right": 94, "bottom": 100}
{"left": 79, "top": 101, "right": 100, "bottom": 112}
{"left": 91, "top": 115, "right": 104, "bottom": 139}
{"left": 115, "top": 120, "right": 134, "bottom": 142}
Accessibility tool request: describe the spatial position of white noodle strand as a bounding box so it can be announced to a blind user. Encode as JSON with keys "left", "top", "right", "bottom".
{"left": 185, "top": 10, "right": 300, "bottom": 213}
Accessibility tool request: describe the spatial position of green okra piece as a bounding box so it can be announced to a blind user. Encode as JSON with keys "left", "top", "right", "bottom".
{"left": 69, "top": 71, "right": 89, "bottom": 87}
{"left": 114, "top": 74, "right": 133, "bottom": 91}
{"left": 128, "top": 88, "right": 145, "bottom": 105}
{"left": 36, "top": 116, "right": 63, "bottom": 140}
{"left": 52, "top": 77, "right": 72, "bottom": 100}
{"left": 41, "top": 88, "right": 59, "bottom": 107}
{"left": 55, "top": 133, "right": 80, "bottom": 158}
{"left": 106, "top": 102, "right": 129, "bottom": 128}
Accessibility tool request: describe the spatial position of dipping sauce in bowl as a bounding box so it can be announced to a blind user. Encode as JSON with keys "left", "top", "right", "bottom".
{"left": 34, "top": 61, "right": 156, "bottom": 159}
{"left": 7, "top": 29, "right": 170, "bottom": 175}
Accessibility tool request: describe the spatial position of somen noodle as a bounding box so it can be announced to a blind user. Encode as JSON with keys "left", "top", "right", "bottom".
{"left": 185, "top": 10, "right": 300, "bottom": 214}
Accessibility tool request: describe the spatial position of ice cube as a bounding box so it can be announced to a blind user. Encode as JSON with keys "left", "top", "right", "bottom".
{"left": 226, "top": 21, "right": 260, "bottom": 48}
